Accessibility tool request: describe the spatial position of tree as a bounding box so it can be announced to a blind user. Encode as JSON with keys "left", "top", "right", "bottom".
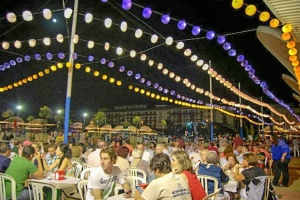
{"left": 161, "top": 119, "right": 167, "bottom": 134}
{"left": 27, "top": 115, "right": 35, "bottom": 130}
{"left": 1, "top": 109, "right": 14, "bottom": 119}
{"left": 122, "top": 119, "right": 131, "bottom": 129}
{"left": 132, "top": 116, "right": 141, "bottom": 134}
{"left": 38, "top": 106, "right": 52, "bottom": 123}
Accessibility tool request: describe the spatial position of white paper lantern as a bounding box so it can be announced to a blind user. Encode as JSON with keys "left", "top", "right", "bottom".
{"left": 64, "top": 8, "right": 73, "bottom": 18}
{"left": 157, "top": 63, "right": 163, "bottom": 70}
{"left": 29, "top": 39, "right": 36, "bottom": 47}
{"left": 87, "top": 41, "right": 94, "bottom": 49}
{"left": 191, "top": 55, "right": 198, "bottom": 61}
{"left": 104, "top": 42, "right": 110, "bottom": 50}
{"left": 43, "top": 9, "right": 52, "bottom": 20}
{"left": 140, "top": 54, "right": 147, "bottom": 61}
{"left": 130, "top": 50, "right": 136, "bottom": 57}
{"left": 151, "top": 34, "right": 158, "bottom": 43}
{"left": 22, "top": 11, "right": 33, "bottom": 21}
{"left": 6, "top": 12, "right": 17, "bottom": 23}
{"left": 120, "top": 21, "right": 127, "bottom": 32}
{"left": 169, "top": 72, "right": 175, "bottom": 78}
{"left": 148, "top": 60, "right": 154, "bottom": 66}
{"left": 176, "top": 42, "right": 184, "bottom": 49}
{"left": 104, "top": 18, "right": 112, "bottom": 28}
{"left": 43, "top": 37, "right": 51, "bottom": 46}
{"left": 165, "top": 37, "right": 173, "bottom": 45}
{"left": 175, "top": 76, "right": 181, "bottom": 82}
{"left": 196, "top": 59, "right": 204, "bottom": 66}
{"left": 2, "top": 42, "right": 10, "bottom": 50}
{"left": 73, "top": 35, "right": 79, "bottom": 43}
{"left": 85, "top": 13, "right": 93, "bottom": 23}
{"left": 162, "top": 68, "right": 169, "bottom": 74}
{"left": 56, "top": 34, "right": 64, "bottom": 43}
{"left": 202, "top": 63, "right": 209, "bottom": 71}
{"left": 14, "top": 40, "right": 22, "bottom": 49}
{"left": 116, "top": 47, "right": 123, "bottom": 55}
{"left": 135, "top": 29, "right": 143, "bottom": 38}
{"left": 184, "top": 49, "right": 192, "bottom": 56}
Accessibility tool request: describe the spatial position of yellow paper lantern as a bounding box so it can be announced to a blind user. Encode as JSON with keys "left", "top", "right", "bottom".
{"left": 294, "top": 66, "right": 300, "bottom": 72}
{"left": 231, "top": 0, "right": 243, "bottom": 9}
{"left": 282, "top": 33, "right": 291, "bottom": 41}
{"left": 134, "top": 87, "right": 139, "bottom": 92}
{"left": 8, "top": 85, "right": 13, "bottom": 89}
{"left": 270, "top": 19, "right": 279, "bottom": 28}
{"left": 287, "top": 41, "right": 296, "bottom": 49}
{"left": 33, "top": 74, "right": 38, "bottom": 79}
{"left": 13, "top": 83, "right": 18, "bottom": 87}
{"left": 0, "top": 88, "right": 4, "bottom": 92}
{"left": 50, "top": 65, "right": 57, "bottom": 71}
{"left": 85, "top": 67, "right": 91, "bottom": 73}
{"left": 245, "top": 5, "right": 257, "bottom": 16}
{"left": 102, "top": 74, "right": 107, "bottom": 80}
{"left": 116, "top": 81, "right": 122, "bottom": 86}
{"left": 109, "top": 78, "right": 115, "bottom": 83}
{"left": 75, "top": 63, "right": 81, "bottom": 69}
{"left": 128, "top": 85, "right": 133, "bottom": 90}
{"left": 292, "top": 60, "right": 299, "bottom": 67}
{"left": 23, "top": 79, "right": 27, "bottom": 83}
{"left": 18, "top": 81, "right": 23, "bottom": 85}
{"left": 282, "top": 23, "right": 293, "bottom": 33}
{"left": 45, "top": 69, "right": 50, "bottom": 74}
{"left": 38, "top": 72, "right": 44, "bottom": 76}
{"left": 289, "top": 55, "right": 297, "bottom": 62}
{"left": 94, "top": 71, "right": 99, "bottom": 76}
{"left": 289, "top": 48, "right": 298, "bottom": 56}
{"left": 4, "top": 86, "right": 8, "bottom": 91}
{"left": 259, "top": 11, "right": 270, "bottom": 22}
{"left": 66, "top": 62, "right": 72, "bottom": 68}
{"left": 57, "top": 63, "right": 64, "bottom": 68}
{"left": 28, "top": 76, "right": 33, "bottom": 81}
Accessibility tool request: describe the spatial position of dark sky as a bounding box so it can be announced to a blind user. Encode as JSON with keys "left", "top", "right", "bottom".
{"left": 0, "top": 0, "right": 297, "bottom": 119}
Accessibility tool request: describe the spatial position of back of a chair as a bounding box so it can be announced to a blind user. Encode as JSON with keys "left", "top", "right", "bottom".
{"left": 72, "top": 161, "right": 83, "bottom": 178}
{"left": 80, "top": 168, "right": 95, "bottom": 179}
{"left": 82, "top": 163, "right": 94, "bottom": 169}
{"left": 125, "top": 176, "right": 147, "bottom": 192}
{"left": 263, "top": 176, "right": 274, "bottom": 200}
{"left": 77, "top": 179, "right": 88, "bottom": 200}
{"left": 197, "top": 174, "right": 219, "bottom": 195}
{"left": 28, "top": 180, "right": 57, "bottom": 200}
{"left": 126, "top": 168, "right": 147, "bottom": 182}
{"left": 0, "top": 173, "right": 17, "bottom": 200}
{"left": 203, "top": 188, "right": 221, "bottom": 200}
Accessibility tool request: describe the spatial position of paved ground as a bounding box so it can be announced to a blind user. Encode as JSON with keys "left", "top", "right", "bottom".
{"left": 274, "top": 157, "right": 300, "bottom": 200}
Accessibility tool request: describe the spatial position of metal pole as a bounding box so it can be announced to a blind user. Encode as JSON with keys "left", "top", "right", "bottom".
{"left": 261, "top": 97, "right": 264, "bottom": 138}
{"left": 238, "top": 83, "right": 243, "bottom": 138}
{"left": 209, "top": 60, "right": 214, "bottom": 142}
{"left": 63, "top": 0, "right": 79, "bottom": 144}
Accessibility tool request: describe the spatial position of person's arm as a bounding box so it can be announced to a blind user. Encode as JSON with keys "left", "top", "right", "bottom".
{"left": 29, "top": 152, "right": 44, "bottom": 179}
{"left": 122, "top": 182, "right": 132, "bottom": 198}
{"left": 57, "top": 158, "right": 70, "bottom": 171}
{"left": 233, "top": 165, "right": 246, "bottom": 182}
{"left": 281, "top": 152, "right": 287, "bottom": 162}
{"left": 133, "top": 190, "right": 145, "bottom": 200}
{"left": 42, "top": 158, "right": 59, "bottom": 172}
{"left": 91, "top": 189, "right": 102, "bottom": 200}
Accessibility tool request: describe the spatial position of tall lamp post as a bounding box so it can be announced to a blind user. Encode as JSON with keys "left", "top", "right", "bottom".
{"left": 16, "top": 105, "right": 22, "bottom": 131}
{"left": 57, "top": 109, "right": 62, "bottom": 129}
{"left": 83, "top": 113, "right": 87, "bottom": 131}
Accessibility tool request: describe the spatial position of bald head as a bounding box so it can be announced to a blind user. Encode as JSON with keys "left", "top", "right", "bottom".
{"left": 97, "top": 140, "right": 107, "bottom": 149}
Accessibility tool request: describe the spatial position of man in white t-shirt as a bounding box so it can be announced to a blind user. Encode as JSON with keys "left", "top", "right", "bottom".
{"left": 133, "top": 153, "right": 192, "bottom": 200}
{"left": 86, "top": 147, "right": 131, "bottom": 200}
{"left": 87, "top": 140, "right": 107, "bottom": 167}
{"left": 136, "top": 143, "right": 152, "bottom": 163}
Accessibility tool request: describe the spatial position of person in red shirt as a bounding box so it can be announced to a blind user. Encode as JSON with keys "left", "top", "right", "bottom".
{"left": 233, "top": 133, "right": 244, "bottom": 149}
{"left": 207, "top": 142, "right": 219, "bottom": 154}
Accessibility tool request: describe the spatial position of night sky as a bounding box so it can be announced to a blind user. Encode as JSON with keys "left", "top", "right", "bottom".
{"left": 0, "top": 0, "right": 297, "bottom": 120}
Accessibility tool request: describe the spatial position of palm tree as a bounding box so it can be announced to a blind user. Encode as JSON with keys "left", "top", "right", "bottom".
{"left": 132, "top": 116, "right": 141, "bottom": 134}
{"left": 1, "top": 108, "right": 14, "bottom": 119}
{"left": 27, "top": 116, "right": 35, "bottom": 130}
{"left": 161, "top": 119, "right": 167, "bottom": 134}
{"left": 93, "top": 111, "right": 106, "bottom": 132}
{"left": 38, "top": 106, "right": 52, "bottom": 123}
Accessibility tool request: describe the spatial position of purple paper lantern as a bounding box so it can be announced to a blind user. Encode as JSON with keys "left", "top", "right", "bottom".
{"left": 122, "top": 0, "right": 132, "bottom": 10}
{"left": 46, "top": 52, "right": 53, "bottom": 60}
{"left": 192, "top": 26, "right": 201, "bottom": 36}
{"left": 250, "top": 69, "right": 255, "bottom": 74}
{"left": 237, "top": 55, "right": 245, "bottom": 62}
{"left": 73, "top": 53, "right": 78, "bottom": 60}
{"left": 108, "top": 62, "right": 114, "bottom": 68}
{"left": 142, "top": 7, "right": 152, "bottom": 19}
{"left": 181, "top": 96, "right": 185, "bottom": 100}
{"left": 154, "top": 83, "right": 159, "bottom": 89}
{"left": 9, "top": 60, "right": 16, "bottom": 66}
{"left": 177, "top": 20, "right": 186, "bottom": 30}
{"left": 88, "top": 56, "right": 94, "bottom": 62}
{"left": 241, "top": 60, "right": 248, "bottom": 67}
{"left": 228, "top": 49, "right": 236, "bottom": 56}
{"left": 158, "top": 86, "right": 163, "bottom": 91}
{"left": 217, "top": 35, "right": 226, "bottom": 44}
{"left": 140, "top": 78, "right": 145, "bottom": 83}
{"left": 146, "top": 80, "right": 151, "bottom": 86}
{"left": 197, "top": 100, "right": 203, "bottom": 104}
{"left": 16, "top": 57, "right": 23, "bottom": 63}
{"left": 24, "top": 55, "right": 31, "bottom": 62}
{"left": 127, "top": 70, "right": 133, "bottom": 76}
{"left": 206, "top": 31, "right": 215, "bottom": 40}
{"left": 135, "top": 73, "right": 141, "bottom": 80}
{"left": 35, "top": 54, "right": 41, "bottom": 60}
{"left": 254, "top": 80, "right": 261, "bottom": 85}
{"left": 170, "top": 90, "right": 176, "bottom": 95}
{"left": 100, "top": 58, "right": 106, "bottom": 64}
{"left": 58, "top": 53, "right": 65, "bottom": 60}
{"left": 245, "top": 65, "right": 252, "bottom": 72}
{"left": 101, "top": 0, "right": 108, "bottom": 2}
{"left": 260, "top": 81, "right": 267, "bottom": 89}
{"left": 0, "top": 65, "right": 4, "bottom": 71}
{"left": 161, "top": 14, "right": 170, "bottom": 24}
{"left": 176, "top": 94, "right": 181, "bottom": 99}
{"left": 248, "top": 73, "right": 255, "bottom": 78}
{"left": 3, "top": 63, "right": 10, "bottom": 68}
{"left": 223, "top": 42, "right": 231, "bottom": 50}
{"left": 163, "top": 88, "right": 168, "bottom": 94}
{"left": 119, "top": 66, "right": 125, "bottom": 72}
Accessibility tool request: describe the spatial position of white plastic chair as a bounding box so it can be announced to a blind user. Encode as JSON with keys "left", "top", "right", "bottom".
{"left": 80, "top": 167, "right": 95, "bottom": 180}
{"left": 203, "top": 188, "right": 221, "bottom": 200}
{"left": 125, "top": 175, "right": 147, "bottom": 192}
{"left": 27, "top": 180, "right": 57, "bottom": 200}
{"left": 0, "top": 173, "right": 17, "bottom": 200}
{"left": 72, "top": 161, "right": 83, "bottom": 178}
{"left": 82, "top": 163, "right": 94, "bottom": 169}
{"left": 197, "top": 174, "right": 219, "bottom": 195}
{"left": 126, "top": 167, "right": 147, "bottom": 182}
{"left": 77, "top": 179, "right": 88, "bottom": 200}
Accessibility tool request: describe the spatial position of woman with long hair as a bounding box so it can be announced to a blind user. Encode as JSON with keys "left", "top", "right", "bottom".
{"left": 171, "top": 150, "right": 206, "bottom": 200}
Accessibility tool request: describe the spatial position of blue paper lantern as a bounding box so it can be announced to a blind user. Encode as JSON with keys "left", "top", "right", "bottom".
{"left": 192, "top": 26, "right": 201, "bottom": 36}
{"left": 206, "top": 31, "right": 215, "bottom": 40}
{"left": 245, "top": 65, "right": 252, "bottom": 71}
{"left": 177, "top": 20, "right": 186, "bottom": 30}
{"left": 46, "top": 52, "right": 53, "bottom": 60}
{"left": 24, "top": 55, "right": 31, "bottom": 62}
{"left": 119, "top": 66, "right": 125, "bottom": 72}
{"left": 142, "top": 7, "right": 152, "bottom": 19}
{"left": 58, "top": 53, "right": 65, "bottom": 60}
{"left": 217, "top": 35, "right": 226, "bottom": 44}
{"left": 108, "top": 61, "right": 114, "bottom": 68}
{"left": 176, "top": 94, "right": 181, "bottom": 99}
{"left": 250, "top": 69, "right": 255, "bottom": 74}
{"left": 228, "top": 49, "right": 236, "bottom": 56}
{"left": 223, "top": 42, "right": 231, "bottom": 50}
{"left": 241, "top": 60, "right": 248, "bottom": 67}
{"left": 170, "top": 90, "right": 176, "bottom": 95}
{"left": 140, "top": 78, "right": 145, "bottom": 83}
{"left": 88, "top": 56, "right": 94, "bottom": 62}
{"left": 146, "top": 80, "right": 151, "bottom": 86}
{"left": 3, "top": 63, "right": 10, "bottom": 69}
{"left": 0, "top": 65, "right": 4, "bottom": 71}
{"left": 100, "top": 58, "right": 106, "bottom": 64}
{"left": 154, "top": 83, "right": 159, "bottom": 89}
{"left": 35, "top": 54, "right": 41, "bottom": 60}
{"left": 9, "top": 60, "right": 16, "bottom": 66}
{"left": 158, "top": 86, "right": 163, "bottom": 91}
{"left": 122, "top": 0, "right": 132, "bottom": 10}
{"left": 101, "top": 0, "right": 108, "bottom": 2}
{"left": 260, "top": 81, "right": 267, "bottom": 89}
{"left": 237, "top": 55, "right": 245, "bottom": 62}
{"left": 161, "top": 14, "right": 170, "bottom": 24}
{"left": 248, "top": 73, "right": 255, "bottom": 78}
{"left": 127, "top": 70, "right": 133, "bottom": 76}
{"left": 135, "top": 73, "right": 141, "bottom": 80}
{"left": 163, "top": 88, "right": 168, "bottom": 94}
{"left": 16, "top": 57, "right": 23, "bottom": 63}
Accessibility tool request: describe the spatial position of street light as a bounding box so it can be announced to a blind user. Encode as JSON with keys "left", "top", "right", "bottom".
{"left": 57, "top": 109, "right": 62, "bottom": 129}
{"left": 16, "top": 105, "right": 22, "bottom": 131}
{"left": 83, "top": 113, "right": 87, "bottom": 130}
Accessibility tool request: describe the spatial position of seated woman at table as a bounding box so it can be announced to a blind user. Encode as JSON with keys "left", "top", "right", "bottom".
{"left": 171, "top": 150, "right": 206, "bottom": 200}
{"left": 131, "top": 148, "right": 154, "bottom": 183}
{"left": 42, "top": 143, "right": 74, "bottom": 177}
{"left": 221, "top": 153, "right": 242, "bottom": 200}
{"left": 234, "top": 153, "right": 266, "bottom": 200}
